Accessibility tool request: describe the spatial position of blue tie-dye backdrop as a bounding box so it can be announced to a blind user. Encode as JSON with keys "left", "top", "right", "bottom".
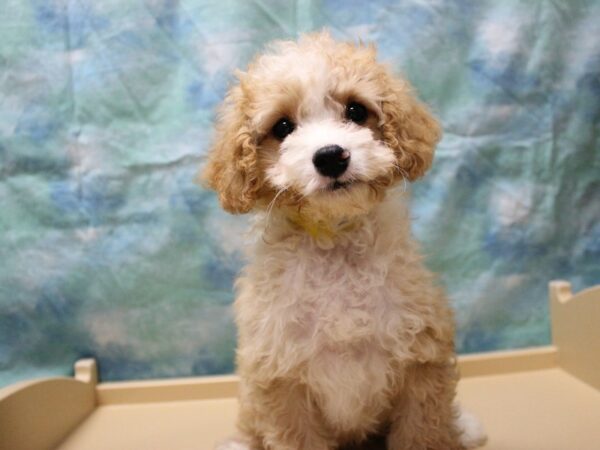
{"left": 1, "top": 0, "right": 599, "bottom": 386}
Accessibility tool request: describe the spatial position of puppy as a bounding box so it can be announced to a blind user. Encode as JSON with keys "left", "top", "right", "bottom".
{"left": 202, "top": 32, "right": 486, "bottom": 450}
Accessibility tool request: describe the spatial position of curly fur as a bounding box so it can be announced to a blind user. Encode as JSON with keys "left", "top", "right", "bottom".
{"left": 201, "top": 32, "right": 486, "bottom": 450}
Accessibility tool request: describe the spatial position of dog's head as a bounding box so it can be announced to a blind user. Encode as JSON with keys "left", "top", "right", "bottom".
{"left": 202, "top": 32, "right": 441, "bottom": 217}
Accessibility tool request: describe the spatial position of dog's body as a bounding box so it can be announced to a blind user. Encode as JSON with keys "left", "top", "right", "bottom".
{"left": 203, "top": 33, "right": 486, "bottom": 450}
{"left": 235, "top": 197, "right": 458, "bottom": 449}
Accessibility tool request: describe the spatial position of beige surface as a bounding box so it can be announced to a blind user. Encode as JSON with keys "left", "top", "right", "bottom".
{"left": 459, "top": 368, "right": 600, "bottom": 450}
{"left": 550, "top": 281, "right": 600, "bottom": 390}
{"left": 0, "top": 360, "right": 97, "bottom": 450}
{"left": 96, "top": 374, "right": 238, "bottom": 405}
{"left": 55, "top": 367, "right": 600, "bottom": 450}
{"left": 458, "top": 345, "right": 556, "bottom": 377}
{"left": 57, "top": 399, "right": 238, "bottom": 450}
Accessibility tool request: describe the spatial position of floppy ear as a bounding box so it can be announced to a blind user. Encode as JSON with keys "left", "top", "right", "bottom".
{"left": 380, "top": 75, "right": 442, "bottom": 181}
{"left": 200, "top": 84, "right": 260, "bottom": 214}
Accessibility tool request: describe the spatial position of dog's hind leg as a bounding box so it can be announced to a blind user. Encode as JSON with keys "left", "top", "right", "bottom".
{"left": 453, "top": 402, "right": 487, "bottom": 449}
{"left": 386, "top": 362, "right": 465, "bottom": 450}
{"left": 215, "top": 436, "right": 252, "bottom": 450}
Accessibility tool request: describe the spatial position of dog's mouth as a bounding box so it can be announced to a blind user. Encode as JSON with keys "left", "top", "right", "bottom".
{"left": 329, "top": 180, "right": 354, "bottom": 191}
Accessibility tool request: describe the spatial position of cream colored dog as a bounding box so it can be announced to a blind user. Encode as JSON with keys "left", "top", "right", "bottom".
{"left": 202, "top": 32, "right": 486, "bottom": 450}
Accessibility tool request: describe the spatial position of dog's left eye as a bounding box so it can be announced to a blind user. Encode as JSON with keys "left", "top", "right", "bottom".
{"left": 272, "top": 118, "right": 295, "bottom": 140}
{"left": 346, "top": 102, "right": 368, "bottom": 124}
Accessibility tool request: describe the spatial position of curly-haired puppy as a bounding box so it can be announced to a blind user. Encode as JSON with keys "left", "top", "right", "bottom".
{"left": 202, "top": 32, "right": 486, "bottom": 450}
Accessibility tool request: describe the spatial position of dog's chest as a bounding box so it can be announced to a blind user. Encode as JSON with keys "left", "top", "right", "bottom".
{"left": 276, "top": 240, "right": 396, "bottom": 344}
{"left": 263, "top": 238, "right": 398, "bottom": 429}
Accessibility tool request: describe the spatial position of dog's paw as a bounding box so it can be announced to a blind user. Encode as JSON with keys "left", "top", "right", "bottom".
{"left": 454, "top": 403, "right": 487, "bottom": 449}
{"left": 215, "top": 437, "right": 251, "bottom": 450}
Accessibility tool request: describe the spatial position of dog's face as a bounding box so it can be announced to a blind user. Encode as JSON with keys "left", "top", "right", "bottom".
{"left": 202, "top": 33, "right": 441, "bottom": 216}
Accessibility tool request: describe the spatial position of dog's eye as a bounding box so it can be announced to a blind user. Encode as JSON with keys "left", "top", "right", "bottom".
{"left": 345, "top": 102, "right": 368, "bottom": 124}
{"left": 272, "top": 118, "right": 295, "bottom": 140}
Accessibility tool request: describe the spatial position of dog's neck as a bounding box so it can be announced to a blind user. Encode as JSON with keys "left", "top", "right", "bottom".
{"left": 285, "top": 212, "right": 361, "bottom": 240}
{"left": 257, "top": 189, "right": 411, "bottom": 250}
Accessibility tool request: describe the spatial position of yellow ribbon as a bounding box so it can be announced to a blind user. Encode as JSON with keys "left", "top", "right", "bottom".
{"left": 287, "top": 214, "right": 358, "bottom": 240}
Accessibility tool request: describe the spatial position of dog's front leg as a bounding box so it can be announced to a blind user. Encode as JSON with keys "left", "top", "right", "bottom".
{"left": 239, "top": 379, "right": 336, "bottom": 450}
{"left": 386, "top": 362, "right": 464, "bottom": 450}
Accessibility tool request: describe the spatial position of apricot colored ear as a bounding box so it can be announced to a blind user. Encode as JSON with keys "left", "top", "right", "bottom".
{"left": 200, "top": 86, "right": 260, "bottom": 214}
{"left": 380, "top": 77, "right": 441, "bottom": 181}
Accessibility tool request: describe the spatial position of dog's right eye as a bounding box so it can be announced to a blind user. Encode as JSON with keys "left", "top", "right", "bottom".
{"left": 272, "top": 118, "right": 295, "bottom": 140}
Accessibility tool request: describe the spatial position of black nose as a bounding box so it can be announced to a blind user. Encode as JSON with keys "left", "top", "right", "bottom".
{"left": 312, "top": 145, "right": 350, "bottom": 178}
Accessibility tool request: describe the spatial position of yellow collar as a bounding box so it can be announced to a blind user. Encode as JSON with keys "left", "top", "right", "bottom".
{"left": 286, "top": 214, "right": 359, "bottom": 240}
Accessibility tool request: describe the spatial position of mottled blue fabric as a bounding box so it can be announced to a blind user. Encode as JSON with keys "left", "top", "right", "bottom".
{"left": 1, "top": 0, "right": 599, "bottom": 386}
